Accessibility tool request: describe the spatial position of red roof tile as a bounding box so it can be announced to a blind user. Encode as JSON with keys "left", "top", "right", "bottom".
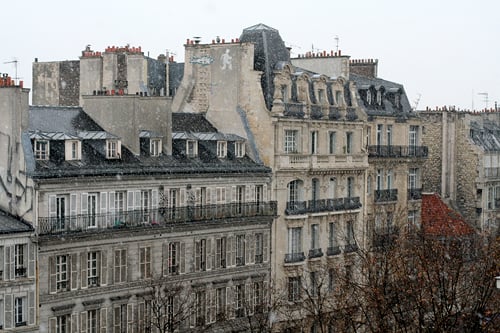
{"left": 421, "top": 193, "right": 475, "bottom": 237}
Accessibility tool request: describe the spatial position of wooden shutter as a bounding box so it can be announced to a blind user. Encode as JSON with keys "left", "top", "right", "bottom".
{"left": 5, "top": 294, "right": 12, "bottom": 329}
{"left": 100, "top": 308, "right": 107, "bottom": 333}
{"left": 162, "top": 242, "right": 168, "bottom": 276}
{"left": 231, "top": 186, "right": 236, "bottom": 202}
{"left": 29, "top": 290, "right": 35, "bottom": 325}
{"left": 246, "top": 283, "right": 254, "bottom": 315}
{"left": 108, "top": 192, "right": 115, "bottom": 224}
{"left": 263, "top": 232, "right": 269, "bottom": 263}
{"left": 71, "top": 253, "right": 78, "bottom": 290}
{"left": 81, "top": 193, "right": 88, "bottom": 215}
{"left": 8, "top": 246, "right": 14, "bottom": 280}
{"left": 263, "top": 184, "right": 268, "bottom": 201}
{"left": 81, "top": 251, "right": 88, "bottom": 289}
{"left": 4, "top": 246, "right": 10, "bottom": 281}
{"left": 247, "top": 234, "right": 255, "bottom": 265}
{"left": 206, "top": 238, "right": 212, "bottom": 271}
{"left": 49, "top": 195, "right": 57, "bottom": 219}
{"left": 70, "top": 193, "right": 77, "bottom": 228}
{"left": 127, "top": 191, "right": 134, "bottom": 211}
{"left": 179, "top": 242, "right": 186, "bottom": 274}
{"left": 71, "top": 313, "right": 78, "bottom": 333}
{"left": 28, "top": 242, "right": 35, "bottom": 278}
{"left": 227, "top": 286, "right": 235, "bottom": 319}
{"left": 206, "top": 188, "right": 211, "bottom": 205}
{"left": 100, "top": 250, "right": 107, "bottom": 286}
{"left": 195, "top": 240, "right": 200, "bottom": 272}
{"left": 49, "top": 317, "right": 57, "bottom": 333}
{"left": 49, "top": 256, "right": 56, "bottom": 293}
{"left": 229, "top": 236, "right": 236, "bottom": 267}
{"left": 80, "top": 311, "right": 87, "bottom": 333}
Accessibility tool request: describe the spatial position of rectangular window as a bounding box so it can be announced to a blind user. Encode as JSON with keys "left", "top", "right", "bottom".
{"left": 376, "top": 124, "right": 383, "bottom": 146}
{"left": 216, "top": 287, "right": 226, "bottom": 321}
{"left": 70, "top": 140, "right": 80, "bottom": 160}
{"left": 14, "top": 244, "right": 26, "bottom": 278}
{"left": 347, "top": 221, "right": 355, "bottom": 245}
{"left": 408, "top": 168, "right": 417, "bottom": 189}
{"left": 409, "top": 125, "right": 418, "bottom": 150}
{"left": 106, "top": 140, "right": 119, "bottom": 159}
{"left": 195, "top": 239, "right": 207, "bottom": 271}
{"left": 235, "top": 284, "right": 245, "bottom": 317}
{"left": 139, "top": 246, "right": 152, "bottom": 279}
{"left": 87, "top": 193, "right": 98, "bottom": 228}
{"left": 87, "top": 251, "right": 99, "bottom": 287}
{"left": 288, "top": 277, "right": 301, "bottom": 302}
{"left": 288, "top": 227, "right": 302, "bottom": 254}
{"left": 329, "top": 223, "right": 337, "bottom": 248}
{"left": 386, "top": 125, "right": 392, "bottom": 146}
{"left": 55, "top": 195, "right": 67, "bottom": 230}
{"left": 347, "top": 177, "right": 354, "bottom": 198}
{"left": 310, "top": 131, "right": 318, "bottom": 154}
{"left": 168, "top": 242, "right": 179, "bottom": 275}
{"left": 386, "top": 170, "right": 393, "bottom": 189}
{"left": 311, "top": 224, "right": 319, "bottom": 249}
{"left": 310, "top": 271, "right": 319, "bottom": 297}
{"left": 140, "top": 190, "right": 150, "bottom": 223}
{"left": 345, "top": 132, "right": 353, "bottom": 154}
{"left": 253, "top": 281, "right": 263, "bottom": 313}
{"left": 186, "top": 140, "right": 197, "bottom": 157}
{"left": 254, "top": 233, "right": 263, "bottom": 264}
{"left": 217, "top": 141, "right": 227, "bottom": 158}
{"left": 255, "top": 185, "right": 263, "bottom": 212}
{"left": 150, "top": 139, "right": 161, "bottom": 157}
{"left": 56, "top": 255, "right": 68, "bottom": 291}
{"left": 15, "top": 296, "right": 26, "bottom": 326}
{"left": 87, "top": 309, "right": 98, "bottom": 333}
{"left": 376, "top": 169, "right": 383, "bottom": 190}
{"left": 236, "top": 235, "right": 245, "bottom": 266}
{"left": 329, "top": 132, "right": 336, "bottom": 154}
{"left": 114, "top": 249, "right": 127, "bottom": 284}
{"left": 328, "top": 269, "right": 336, "bottom": 292}
{"left": 284, "top": 130, "right": 298, "bottom": 153}
{"left": 35, "top": 140, "right": 49, "bottom": 160}
{"left": 56, "top": 314, "right": 70, "bottom": 333}
{"left": 408, "top": 210, "right": 417, "bottom": 230}
{"left": 216, "top": 237, "right": 227, "bottom": 269}
{"left": 195, "top": 290, "right": 206, "bottom": 326}
{"left": 235, "top": 142, "right": 245, "bottom": 158}
{"left": 113, "top": 304, "right": 127, "bottom": 333}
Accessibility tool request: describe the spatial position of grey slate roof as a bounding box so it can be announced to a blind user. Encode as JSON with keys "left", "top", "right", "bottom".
{"left": 470, "top": 120, "right": 500, "bottom": 151}
{"left": 0, "top": 210, "right": 33, "bottom": 234}
{"left": 27, "top": 107, "right": 270, "bottom": 179}
{"left": 350, "top": 73, "right": 414, "bottom": 117}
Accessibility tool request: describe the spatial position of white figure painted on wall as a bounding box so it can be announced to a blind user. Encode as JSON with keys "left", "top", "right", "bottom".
{"left": 221, "top": 49, "right": 233, "bottom": 70}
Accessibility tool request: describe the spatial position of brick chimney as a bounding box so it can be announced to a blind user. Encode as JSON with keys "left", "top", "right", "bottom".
{"left": 349, "top": 58, "right": 378, "bottom": 78}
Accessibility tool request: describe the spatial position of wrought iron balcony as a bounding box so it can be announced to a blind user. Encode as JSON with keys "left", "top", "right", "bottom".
{"left": 285, "top": 197, "right": 361, "bottom": 215}
{"left": 284, "top": 252, "right": 306, "bottom": 263}
{"left": 344, "top": 243, "right": 358, "bottom": 253}
{"left": 327, "top": 246, "right": 341, "bottom": 256}
{"left": 407, "top": 188, "right": 422, "bottom": 200}
{"left": 15, "top": 266, "right": 27, "bottom": 278}
{"left": 374, "top": 189, "right": 398, "bottom": 203}
{"left": 310, "top": 105, "right": 324, "bottom": 119}
{"left": 308, "top": 248, "right": 324, "bottom": 259}
{"left": 368, "top": 145, "right": 428, "bottom": 158}
{"left": 38, "top": 201, "right": 277, "bottom": 235}
{"left": 485, "top": 167, "right": 500, "bottom": 178}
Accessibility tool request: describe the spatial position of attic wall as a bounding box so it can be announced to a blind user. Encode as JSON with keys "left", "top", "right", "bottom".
{"left": 291, "top": 56, "right": 350, "bottom": 79}
{"left": 32, "top": 61, "right": 60, "bottom": 106}
{"left": 421, "top": 112, "right": 444, "bottom": 195}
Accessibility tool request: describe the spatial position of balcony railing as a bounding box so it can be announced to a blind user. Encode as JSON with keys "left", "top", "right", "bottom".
{"left": 38, "top": 201, "right": 277, "bottom": 235}
{"left": 368, "top": 145, "right": 428, "bottom": 158}
{"left": 284, "top": 103, "right": 305, "bottom": 118}
{"left": 308, "top": 248, "right": 324, "bottom": 259}
{"left": 284, "top": 252, "right": 306, "bottom": 263}
{"left": 15, "top": 266, "right": 27, "bottom": 278}
{"left": 344, "top": 243, "right": 358, "bottom": 253}
{"left": 327, "top": 246, "right": 341, "bottom": 256}
{"left": 374, "top": 189, "right": 398, "bottom": 203}
{"left": 285, "top": 197, "right": 361, "bottom": 215}
{"left": 310, "top": 105, "right": 324, "bottom": 119}
{"left": 407, "top": 188, "right": 422, "bottom": 200}
{"left": 485, "top": 167, "right": 500, "bottom": 178}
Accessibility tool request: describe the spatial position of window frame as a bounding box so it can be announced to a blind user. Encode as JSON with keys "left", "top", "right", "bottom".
{"left": 217, "top": 141, "right": 227, "bottom": 158}
{"left": 34, "top": 139, "right": 49, "bottom": 160}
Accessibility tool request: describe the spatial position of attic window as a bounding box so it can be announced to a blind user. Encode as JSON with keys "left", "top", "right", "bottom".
{"left": 394, "top": 93, "right": 400, "bottom": 108}
{"left": 65, "top": 140, "right": 81, "bottom": 160}
{"left": 106, "top": 139, "right": 121, "bottom": 159}
{"left": 34, "top": 140, "right": 49, "bottom": 160}
{"left": 186, "top": 140, "right": 198, "bottom": 158}
{"left": 235, "top": 142, "right": 245, "bottom": 158}
{"left": 150, "top": 139, "right": 162, "bottom": 157}
{"left": 217, "top": 141, "right": 227, "bottom": 158}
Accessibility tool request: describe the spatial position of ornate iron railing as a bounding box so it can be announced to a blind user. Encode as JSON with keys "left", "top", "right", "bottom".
{"left": 284, "top": 252, "right": 306, "bottom": 263}
{"left": 38, "top": 201, "right": 277, "bottom": 235}
{"left": 407, "top": 188, "right": 423, "bottom": 200}
{"left": 368, "top": 145, "right": 428, "bottom": 158}
{"left": 285, "top": 197, "right": 361, "bottom": 215}
{"left": 374, "top": 189, "right": 398, "bottom": 203}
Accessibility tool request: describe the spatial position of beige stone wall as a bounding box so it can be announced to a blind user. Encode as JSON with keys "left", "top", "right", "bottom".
{"left": 32, "top": 61, "right": 60, "bottom": 106}
{"left": 420, "top": 112, "right": 444, "bottom": 194}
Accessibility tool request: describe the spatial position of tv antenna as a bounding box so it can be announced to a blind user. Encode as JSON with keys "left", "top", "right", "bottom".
{"left": 334, "top": 35, "right": 339, "bottom": 52}
{"left": 4, "top": 58, "right": 21, "bottom": 81}
{"left": 478, "top": 92, "right": 489, "bottom": 109}
{"left": 412, "top": 93, "right": 421, "bottom": 111}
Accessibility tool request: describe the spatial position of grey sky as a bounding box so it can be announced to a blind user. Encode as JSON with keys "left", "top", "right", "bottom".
{"left": 2, "top": 0, "right": 498, "bottom": 110}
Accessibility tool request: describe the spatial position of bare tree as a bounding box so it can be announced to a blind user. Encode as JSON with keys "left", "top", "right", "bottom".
{"left": 139, "top": 275, "right": 193, "bottom": 333}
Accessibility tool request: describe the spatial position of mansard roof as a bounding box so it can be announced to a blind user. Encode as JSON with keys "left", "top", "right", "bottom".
{"left": 470, "top": 120, "right": 500, "bottom": 151}
{"left": 26, "top": 107, "right": 270, "bottom": 179}
{"left": 350, "top": 73, "right": 413, "bottom": 117}
{"left": 0, "top": 209, "right": 33, "bottom": 234}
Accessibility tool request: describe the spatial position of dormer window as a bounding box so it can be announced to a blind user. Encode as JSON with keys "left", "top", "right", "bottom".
{"left": 186, "top": 140, "right": 198, "bottom": 158}
{"left": 106, "top": 139, "right": 120, "bottom": 159}
{"left": 65, "top": 140, "right": 81, "bottom": 160}
{"left": 150, "top": 139, "right": 162, "bottom": 157}
{"left": 335, "top": 91, "right": 343, "bottom": 106}
{"left": 235, "top": 142, "right": 245, "bottom": 158}
{"left": 394, "top": 93, "right": 400, "bottom": 108}
{"left": 217, "top": 141, "right": 227, "bottom": 158}
{"left": 34, "top": 140, "right": 49, "bottom": 160}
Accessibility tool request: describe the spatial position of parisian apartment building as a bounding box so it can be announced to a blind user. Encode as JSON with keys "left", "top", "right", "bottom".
{"left": 0, "top": 23, "right": 496, "bottom": 332}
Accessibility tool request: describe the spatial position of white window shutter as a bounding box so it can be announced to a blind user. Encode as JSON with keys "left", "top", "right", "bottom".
{"left": 100, "top": 250, "right": 107, "bottom": 286}
{"left": 8, "top": 246, "right": 14, "bottom": 280}
{"left": 101, "top": 192, "right": 108, "bottom": 213}
{"left": 70, "top": 193, "right": 78, "bottom": 227}
{"left": 49, "top": 195, "right": 57, "bottom": 218}
{"left": 5, "top": 294, "right": 12, "bottom": 329}
{"left": 80, "top": 311, "right": 87, "bottom": 333}
{"left": 81, "top": 251, "right": 88, "bottom": 289}
{"left": 152, "top": 189, "right": 158, "bottom": 209}
{"left": 206, "top": 238, "right": 212, "bottom": 271}
{"left": 49, "top": 256, "right": 56, "bottom": 293}
{"left": 127, "top": 303, "right": 134, "bottom": 333}
{"left": 127, "top": 191, "right": 134, "bottom": 211}
{"left": 71, "top": 313, "right": 78, "bottom": 333}
{"left": 81, "top": 193, "right": 88, "bottom": 216}
{"left": 179, "top": 242, "right": 186, "bottom": 274}
{"left": 71, "top": 253, "right": 78, "bottom": 290}
{"left": 100, "top": 307, "right": 107, "bottom": 333}
{"left": 49, "top": 317, "right": 57, "bottom": 333}
{"left": 263, "top": 232, "right": 269, "bottom": 263}
{"left": 28, "top": 242, "right": 35, "bottom": 278}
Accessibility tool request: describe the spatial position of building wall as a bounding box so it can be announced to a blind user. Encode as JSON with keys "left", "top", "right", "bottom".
{"left": 291, "top": 55, "right": 350, "bottom": 79}
{"left": 82, "top": 95, "right": 172, "bottom": 155}
{"left": 420, "top": 112, "right": 444, "bottom": 194}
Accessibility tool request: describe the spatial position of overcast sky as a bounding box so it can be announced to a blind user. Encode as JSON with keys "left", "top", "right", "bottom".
{"left": 2, "top": 0, "right": 498, "bottom": 110}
